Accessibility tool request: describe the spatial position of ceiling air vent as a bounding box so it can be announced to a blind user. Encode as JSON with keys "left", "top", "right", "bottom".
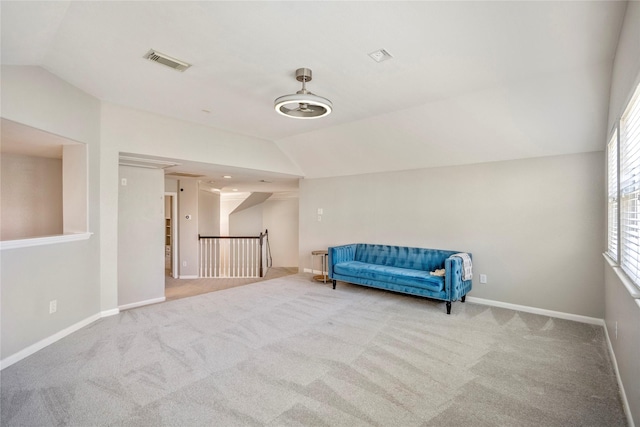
{"left": 165, "top": 172, "right": 205, "bottom": 178}
{"left": 119, "top": 155, "right": 180, "bottom": 169}
{"left": 368, "top": 48, "right": 393, "bottom": 63}
{"left": 143, "top": 49, "right": 191, "bottom": 72}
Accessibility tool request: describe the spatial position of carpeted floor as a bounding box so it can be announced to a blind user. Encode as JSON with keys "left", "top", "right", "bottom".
{"left": 165, "top": 267, "right": 298, "bottom": 301}
{"left": 1, "top": 274, "right": 626, "bottom": 426}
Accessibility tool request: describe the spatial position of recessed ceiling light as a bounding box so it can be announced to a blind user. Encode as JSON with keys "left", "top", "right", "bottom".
{"left": 223, "top": 175, "right": 232, "bottom": 179}
{"left": 368, "top": 49, "right": 393, "bottom": 63}
{"left": 232, "top": 188, "right": 238, "bottom": 192}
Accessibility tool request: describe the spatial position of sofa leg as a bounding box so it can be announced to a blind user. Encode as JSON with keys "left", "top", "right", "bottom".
{"left": 332, "top": 280, "right": 336, "bottom": 290}
{"left": 461, "top": 295, "right": 466, "bottom": 303}
{"left": 446, "top": 301, "right": 451, "bottom": 315}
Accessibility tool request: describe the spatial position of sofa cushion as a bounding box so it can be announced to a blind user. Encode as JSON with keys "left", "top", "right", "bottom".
{"left": 334, "top": 261, "right": 444, "bottom": 293}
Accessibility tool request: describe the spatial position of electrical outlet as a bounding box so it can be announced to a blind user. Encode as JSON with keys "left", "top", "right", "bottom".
{"left": 49, "top": 300, "right": 57, "bottom": 314}
{"left": 121, "top": 178, "right": 127, "bottom": 186}
{"left": 479, "top": 274, "right": 487, "bottom": 284}
{"left": 317, "top": 215, "right": 322, "bottom": 222}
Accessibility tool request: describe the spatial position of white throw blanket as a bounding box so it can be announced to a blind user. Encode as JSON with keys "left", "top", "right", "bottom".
{"left": 452, "top": 253, "right": 473, "bottom": 281}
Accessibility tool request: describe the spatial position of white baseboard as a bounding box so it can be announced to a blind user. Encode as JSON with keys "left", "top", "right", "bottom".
{"left": 303, "top": 268, "right": 325, "bottom": 275}
{"left": 464, "top": 296, "right": 604, "bottom": 325}
{"left": 0, "top": 313, "right": 101, "bottom": 371}
{"left": 118, "top": 297, "right": 165, "bottom": 311}
{"left": 603, "top": 321, "right": 636, "bottom": 427}
{"left": 179, "top": 275, "right": 199, "bottom": 279}
{"left": 100, "top": 308, "right": 120, "bottom": 317}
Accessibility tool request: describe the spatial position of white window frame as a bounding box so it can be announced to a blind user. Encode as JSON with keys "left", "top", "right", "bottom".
{"left": 607, "top": 128, "right": 619, "bottom": 261}
{"left": 611, "top": 82, "right": 640, "bottom": 290}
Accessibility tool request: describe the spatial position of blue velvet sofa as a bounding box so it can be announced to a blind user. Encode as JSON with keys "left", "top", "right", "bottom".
{"left": 328, "top": 244, "right": 472, "bottom": 314}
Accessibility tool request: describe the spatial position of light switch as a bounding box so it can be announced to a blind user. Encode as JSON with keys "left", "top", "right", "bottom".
{"left": 317, "top": 208, "right": 323, "bottom": 215}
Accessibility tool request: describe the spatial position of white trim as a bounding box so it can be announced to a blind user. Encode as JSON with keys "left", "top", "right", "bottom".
{"left": 179, "top": 275, "right": 199, "bottom": 279}
{"left": 465, "top": 296, "right": 604, "bottom": 326}
{"left": 603, "top": 253, "right": 640, "bottom": 298}
{"left": 303, "top": 268, "right": 325, "bottom": 275}
{"left": 118, "top": 297, "right": 165, "bottom": 311}
{"left": 100, "top": 308, "right": 120, "bottom": 317}
{"left": 603, "top": 320, "right": 636, "bottom": 427}
{"left": 0, "top": 313, "right": 100, "bottom": 370}
{"left": 165, "top": 191, "right": 179, "bottom": 279}
{"left": 0, "top": 232, "right": 92, "bottom": 250}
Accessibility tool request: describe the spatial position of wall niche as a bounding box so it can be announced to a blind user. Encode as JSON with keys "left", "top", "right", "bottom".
{"left": 1, "top": 118, "right": 88, "bottom": 245}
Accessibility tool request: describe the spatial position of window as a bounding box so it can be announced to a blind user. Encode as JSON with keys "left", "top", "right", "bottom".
{"left": 607, "top": 130, "right": 618, "bottom": 261}
{"left": 613, "top": 83, "right": 640, "bottom": 286}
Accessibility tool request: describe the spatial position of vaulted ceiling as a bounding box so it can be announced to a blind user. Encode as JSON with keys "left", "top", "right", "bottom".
{"left": 1, "top": 1, "right": 628, "bottom": 181}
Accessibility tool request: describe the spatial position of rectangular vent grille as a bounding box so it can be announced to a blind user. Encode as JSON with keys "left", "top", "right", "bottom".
{"left": 143, "top": 49, "right": 191, "bottom": 72}
{"left": 165, "top": 172, "right": 205, "bottom": 178}
{"left": 368, "top": 48, "right": 393, "bottom": 63}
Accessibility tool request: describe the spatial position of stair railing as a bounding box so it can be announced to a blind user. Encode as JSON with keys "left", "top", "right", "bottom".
{"left": 199, "top": 229, "right": 269, "bottom": 278}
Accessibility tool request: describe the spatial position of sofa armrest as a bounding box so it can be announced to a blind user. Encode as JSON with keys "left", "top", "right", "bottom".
{"left": 445, "top": 255, "right": 472, "bottom": 301}
{"left": 328, "top": 244, "right": 357, "bottom": 279}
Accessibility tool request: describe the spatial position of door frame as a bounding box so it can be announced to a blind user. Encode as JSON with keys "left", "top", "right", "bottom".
{"left": 165, "top": 192, "right": 179, "bottom": 279}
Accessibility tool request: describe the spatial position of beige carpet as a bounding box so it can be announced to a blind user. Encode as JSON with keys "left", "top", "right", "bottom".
{"left": 1, "top": 274, "right": 626, "bottom": 426}
{"left": 165, "top": 267, "right": 298, "bottom": 301}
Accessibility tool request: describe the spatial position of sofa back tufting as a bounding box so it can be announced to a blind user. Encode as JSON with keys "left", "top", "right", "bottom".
{"left": 354, "top": 244, "right": 456, "bottom": 272}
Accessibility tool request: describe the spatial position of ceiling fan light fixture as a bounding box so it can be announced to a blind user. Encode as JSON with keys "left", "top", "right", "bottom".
{"left": 274, "top": 68, "right": 332, "bottom": 119}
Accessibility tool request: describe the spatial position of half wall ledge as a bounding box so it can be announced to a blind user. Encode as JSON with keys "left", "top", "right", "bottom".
{"left": 0, "top": 232, "right": 92, "bottom": 250}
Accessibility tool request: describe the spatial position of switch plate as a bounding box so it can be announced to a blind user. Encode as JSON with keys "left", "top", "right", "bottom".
{"left": 182, "top": 261, "right": 187, "bottom": 267}
{"left": 317, "top": 215, "right": 322, "bottom": 222}
{"left": 479, "top": 274, "right": 487, "bottom": 284}
{"left": 49, "top": 300, "right": 57, "bottom": 314}
{"left": 121, "top": 178, "right": 127, "bottom": 186}
{"left": 317, "top": 208, "right": 323, "bottom": 215}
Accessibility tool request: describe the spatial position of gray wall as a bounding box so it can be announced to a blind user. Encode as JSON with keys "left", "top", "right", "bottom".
{"left": 117, "top": 166, "right": 165, "bottom": 306}
{"left": 229, "top": 203, "right": 263, "bottom": 236}
{"left": 1, "top": 153, "right": 63, "bottom": 240}
{"left": 178, "top": 180, "right": 199, "bottom": 277}
{"left": 165, "top": 178, "right": 178, "bottom": 193}
{"left": 198, "top": 189, "right": 220, "bottom": 236}
{"left": 300, "top": 152, "right": 604, "bottom": 318}
{"left": 0, "top": 66, "right": 101, "bottom": 360}
{"left": 604, "top": 1, "right": 640, "bottom": 424}
{"left": 263, "top": 197, "right": 299, "bottom": 267}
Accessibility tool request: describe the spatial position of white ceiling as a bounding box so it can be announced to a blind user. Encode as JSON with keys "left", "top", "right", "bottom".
{"left": 1, "top": 1, "right": 628, "bottom": 181}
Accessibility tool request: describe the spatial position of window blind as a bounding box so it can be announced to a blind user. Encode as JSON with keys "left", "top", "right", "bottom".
{"left": 619, "top": 84, "right": 640, "bottom": 285}
{"left": 607, "top": 130, "right": 618, "bottom": 261}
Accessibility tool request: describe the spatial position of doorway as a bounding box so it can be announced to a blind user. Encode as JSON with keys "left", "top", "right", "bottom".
{"left": 164, "top": 192, "right": 178, "bottom": 279}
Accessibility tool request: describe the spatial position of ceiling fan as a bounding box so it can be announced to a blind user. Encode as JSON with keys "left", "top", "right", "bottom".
{"left": 274, "top": 68, "right": 333, "bottom": 119}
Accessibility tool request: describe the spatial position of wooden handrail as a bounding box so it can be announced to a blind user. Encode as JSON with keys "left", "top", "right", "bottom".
{"left": 198, "top": 230, "right": 269, "bottom": 277}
